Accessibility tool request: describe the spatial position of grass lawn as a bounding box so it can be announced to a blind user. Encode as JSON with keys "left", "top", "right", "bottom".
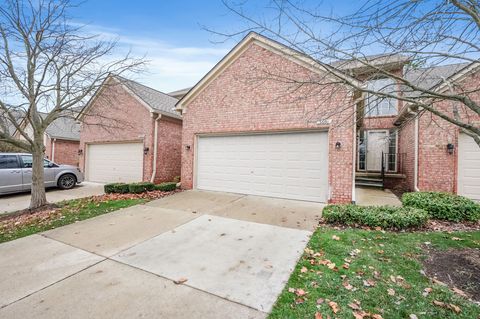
{"left": 270, "top": 227, "right": 480, "bottom": 319}
{"left": 0, "top": 197, "right": 146, "bottom": 243}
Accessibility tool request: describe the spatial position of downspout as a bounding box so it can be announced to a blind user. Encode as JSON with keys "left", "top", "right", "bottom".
{"left": 51, "top": 138, "right": 56, "bottom": 162}
{"left": 408, "top": 108, "right": 420, "bottom": 192}
{"left": 150, "top": 113, "right": 161, "bottom": 183}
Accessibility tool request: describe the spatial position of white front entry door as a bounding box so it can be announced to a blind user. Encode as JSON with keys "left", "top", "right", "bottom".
{"left": 86, "top": 142, "right": 144, "bottom": 183}
{"left": 196, "top": 131, "right": 329, "bottom": 202}
{"left": 366, "top": 130, "right": 389, "bottom": 171}
{"left": 458, "top": 133, "right": 480, "bottom": 201}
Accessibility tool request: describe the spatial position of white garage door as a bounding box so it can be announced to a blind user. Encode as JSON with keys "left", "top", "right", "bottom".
{"left": 458, "top": 134, "right": 480, "bottom": 202}
{"left": 87, "top": 143, "right": 143, "bottom": 183}
{"left": 196, "top": 132, "right": 329, "bottom": 202}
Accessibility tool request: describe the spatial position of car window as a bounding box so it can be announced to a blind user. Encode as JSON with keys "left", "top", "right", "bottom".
{"left": 0, "top": 155, "right": 19, "bottom": 169}
{"left": 20, "top": 155, "right": 51, "bottom": 168}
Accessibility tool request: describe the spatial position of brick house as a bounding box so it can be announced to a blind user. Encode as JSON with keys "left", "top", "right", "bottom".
{"left": 176, "top": 32, "right": 480, "bottom": 203}
{"left": 78, "top": 76, "right": 182, "bottom": 184}
{"left": 6, "top": 112, "right": 81, "bottom": 166}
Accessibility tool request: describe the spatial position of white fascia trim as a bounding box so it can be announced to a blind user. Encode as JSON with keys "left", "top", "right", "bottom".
{"left": 150, "top": 113, "right": 161, "bottom": 182}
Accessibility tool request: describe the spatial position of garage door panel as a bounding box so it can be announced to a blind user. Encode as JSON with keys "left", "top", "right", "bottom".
{"left": 196, "top": 132, "right": 328, "bottom": 202}
{"left": 87, "top": 143, "right": 143, "bottom": 183}
{"left": 458, "top": 134, "right": 480, "bottom": 202}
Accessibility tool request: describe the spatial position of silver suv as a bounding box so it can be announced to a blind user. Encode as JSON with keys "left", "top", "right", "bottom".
{"left": 0, "top": 153, "right": 84, "bottom": 195}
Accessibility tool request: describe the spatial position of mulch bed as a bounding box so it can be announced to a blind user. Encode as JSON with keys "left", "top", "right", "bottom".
{"left": 423, "top": 247, "right": 480, "bottom": 303}
{"left": 0, "top": 189, "right": 182, "bottom": 232}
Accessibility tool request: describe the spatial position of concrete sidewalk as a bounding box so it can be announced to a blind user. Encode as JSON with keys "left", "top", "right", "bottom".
{"left": 0, "top": 182, "right": 105, "bottom": 214}
{"left": 0, "top": 190, "right": 317, "bottom": 318}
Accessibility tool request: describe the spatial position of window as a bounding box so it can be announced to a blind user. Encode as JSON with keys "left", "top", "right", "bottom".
{"left": 20, "top": 155, "right": 51, "bottom": 168}
{"left": 0, "top": 155, "right": 19, "bottom": 169}
{"left": 387, "top": 130, "right": 398, "bottom": 171}
{"left": 358, "top": 131, "right": 366, "bottom": 170}
{"left": 365, "top": 78, "right": 397, "bottom": 117}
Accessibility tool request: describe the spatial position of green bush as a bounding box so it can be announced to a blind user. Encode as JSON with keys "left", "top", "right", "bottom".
{"left": 323, "top": 204, "right": 429, "bottom": 229}
{"left": 104, "top": 183, "right": 130, "bottom": 194}
{"left": 402, "top": 192, "right": 480, "bottom": 222}
{"left": 154, "top": 182, "right": 177, "bottom": 192}
{"left": 128, "top": 182, "right": 155, "bottom": 194}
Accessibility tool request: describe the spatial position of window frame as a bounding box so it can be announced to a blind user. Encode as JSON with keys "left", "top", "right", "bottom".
{"left": 364, "top": 78, "right": 398, "bottom": 117}
{"left": 0, "top": 154, "right": 20, "bottom": 169}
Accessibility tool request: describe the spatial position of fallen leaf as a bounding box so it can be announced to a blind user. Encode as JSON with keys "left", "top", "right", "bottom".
{"left": 372, "top": 315, "right": 384, "bottom": 319}
{"left": 343, "top": 281, "right": 353, "bottom": 290}
{"left": 173, "top": 277, "right": 188, "bottom": 285}
{"left": 422, "top": 287, "right": 432, "bottom": 297}
{"left": 451, "top": 237, "right": 463, "bottom": 241}
{"left": 328, "top": 301, "right": 340, "bottom": 314}
{"left": 352, "top": 310, "right": 367, "bottom": 319}
{"left": 348, "top": 302, "right": 361, "bottom": 310}
{"left": 409, "top": 315, "right": 418, "bottom": 319}
{"left": 314, "top": 312, "right": 323, "bottom": 319}
{"left": 327, "top": 262, "right": 336, "bottom": 270}
{"left": 452, "top": 287, "right": 468, "bottom": 298}
{"left": 288, "top": 287, "right": 295, "bottom": 293}
{"left": 433, "top": 300, "right": 446, "bottom": 307}
{"left": 363, "top": 279, "right": 376, "bottom": 287}
{"left": 316, "top": 298, "right": 325, "bottom": 305}
{"left": 387, "top": 288, "right": 395, "bottom": 296}
{"left": 332, "top": 235, "right": 340, "bottom": 241}
{"left": 295, "top": 297, "right": 305, "bottom": 304}
{"left": 449, "top": 304, "right": 461, "bottom": 313}
{"left": 295, "top": 289, "right": 307, "bottom": 297}
{"left": 342, "top": 263, "right": 350, "bottom": 269}
{"left": 301, "top": 266, "right": 308, "bottom": 273}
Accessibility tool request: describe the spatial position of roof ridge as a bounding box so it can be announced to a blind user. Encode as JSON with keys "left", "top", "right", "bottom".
{"left": 115, "top": 75, "right": 178, "bottom": 101}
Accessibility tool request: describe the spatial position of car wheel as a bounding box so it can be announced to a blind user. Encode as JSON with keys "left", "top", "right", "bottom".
{"left": 58, "top": 174, "right": 76, "bottom": 190}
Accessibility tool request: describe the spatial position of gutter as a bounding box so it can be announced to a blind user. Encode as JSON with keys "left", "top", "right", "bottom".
{"left": 407, "top": 108, "right": 420, "bottom": 192}
{"left": 150, "top": 113, "right": 162, "bottom": 183}
{"left": 51, "top": 138, "right": 56, "bottom": 162}
{"left": 352, "top": 94, "right": 358, "bottom": 204}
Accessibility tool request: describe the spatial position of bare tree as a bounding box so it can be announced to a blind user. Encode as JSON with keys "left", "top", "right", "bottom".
{"left": 213, "top": 0, "right": 480, "bottom": 146}
{"left": 0, "top": 0, "right": 144, "bottom": 209}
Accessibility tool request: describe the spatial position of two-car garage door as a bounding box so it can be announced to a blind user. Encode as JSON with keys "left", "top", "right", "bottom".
{"left": 86, "top": 143, "right": 143, "bottom": 183}
{"left": 458, "top": 134, "right": 480, "bottom": 202}
{"left": 196, "top": 132, "right": 329, "bottom": 202}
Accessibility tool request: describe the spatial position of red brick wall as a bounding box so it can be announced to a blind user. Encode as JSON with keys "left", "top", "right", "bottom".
{"left": 79, "top": 79, "right": 155, "bottom": 182}
{"left": 52, "top": 139, "right": 80, "bottom": 166}
{"left": 397, "top": 118, "right": 416, "bottom": 191}
{"left": 181, "top": 42, "right": 355, "bottom": 203}
{"left": 154, "top": 117, "right": 182, "bottom": 183}
{"left": 417, "top": 70, "right": 480, "bottom": 193}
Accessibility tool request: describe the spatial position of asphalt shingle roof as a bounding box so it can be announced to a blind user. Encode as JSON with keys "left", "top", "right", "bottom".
{"left": 118, "top": 77, "right": 182, "bottom": 119}
{"left": 44, "top": 116, "right": 80, "bottom": 141}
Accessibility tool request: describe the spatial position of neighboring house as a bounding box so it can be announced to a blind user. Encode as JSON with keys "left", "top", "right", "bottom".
{"left": 2, "top": 111, "right": 81, "bottom": 166}
{"left": 78, "top": 76, "right": 182, "bottom": 184}
{"left": 43, "top": 117, "right": 80, "bottom": 166}
{"left": 176, "top": 32, "right": 480, "bottom": 203}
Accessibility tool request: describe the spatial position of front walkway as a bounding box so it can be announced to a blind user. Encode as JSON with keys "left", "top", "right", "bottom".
{"left": 0, "top": 191, "right": 323, "bottom": 318}
{"left": 355, "top": 186, "right": 402, "bottom": 206}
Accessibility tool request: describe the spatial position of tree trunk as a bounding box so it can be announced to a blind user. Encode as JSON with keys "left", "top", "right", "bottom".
{"left": 29, "top": 138, "right": 47, "bottom": 209}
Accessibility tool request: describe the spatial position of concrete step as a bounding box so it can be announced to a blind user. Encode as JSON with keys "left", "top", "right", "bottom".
{"left": 355, "top": 180, "right": 384, "bottom": 188}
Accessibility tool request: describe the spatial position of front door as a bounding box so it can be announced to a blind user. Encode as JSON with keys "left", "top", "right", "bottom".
{"left": 366, "top": 130, "right": 389, "bottom": 171}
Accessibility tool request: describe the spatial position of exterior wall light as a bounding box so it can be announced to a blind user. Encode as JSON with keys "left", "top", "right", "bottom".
{"left": 78, "top": 149, "right": 83, "bottom": 156}
{"left": 144, "top": 147, "right": 150, "bottom": 155}
{"left": 447, "top": 143, "right": 455, "bottom": 155}
{"left": 185, "top": 145, "right": 191, "bottom": 150}
{"left": 335, "top": 141, "right": 342, "bottom": 150}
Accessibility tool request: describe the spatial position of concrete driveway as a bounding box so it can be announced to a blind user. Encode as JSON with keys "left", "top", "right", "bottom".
{"left": 0, "top": 190, "right": 324, "bottom": 318}
{"left": 0, "top": 182, "right": 105, "bottom": 214}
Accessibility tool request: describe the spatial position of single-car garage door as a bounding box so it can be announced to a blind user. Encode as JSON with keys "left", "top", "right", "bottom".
{"left": 87, "top": 143, "right": 143, "bottom": 183}
{"left": 196, "top": 131, "right": 329, "bottom": 202}
{"left": 458, "top": 134, "right": 480, "bottom": 202}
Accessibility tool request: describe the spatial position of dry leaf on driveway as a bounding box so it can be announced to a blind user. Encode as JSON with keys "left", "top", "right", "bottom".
{"left": 173, "top": 277, "right": 188, "bottom": 285}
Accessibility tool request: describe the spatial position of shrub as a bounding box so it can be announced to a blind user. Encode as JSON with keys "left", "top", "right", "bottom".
{"left": 154, "top": 182, "right": 177, "bottom": 192}
{"left": 104, "top": 183, "right": 130, "bottom": 194}
{"left": 323, "top": 204, "right": 429, "bottom": 229}
{"left": 128, "top": 182, "right": 155, "bottom": 194}
{"left": 402, "top": 192, "right": 480, "bottom": 222}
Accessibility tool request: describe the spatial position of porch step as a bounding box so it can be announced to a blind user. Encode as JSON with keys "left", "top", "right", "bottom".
{"left": 355, "top": 176, "right": 383, "bottom": 188}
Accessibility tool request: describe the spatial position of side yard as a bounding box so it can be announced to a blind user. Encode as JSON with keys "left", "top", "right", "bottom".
{"left": 270, "top": 191, "right": 480, "bottom": 318}
{"left": 270, "top": 228, "right": 480, "bottom": 319}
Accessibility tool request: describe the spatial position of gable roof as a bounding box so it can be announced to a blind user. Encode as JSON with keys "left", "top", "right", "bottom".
{"left": 176, "top": 32, "right": 360, "bottom": 111}
{"left": 118, "top": 76, "right": 181, "bottom": 119}
{"left": 44, "top": 116, "right": 80, "bottom": 141}
{"left": 332, "top": 53, "right": 411, "bottom": 74}
{"left": 168, "top": 87, "right": 192, "bottom": 99}
{"left": 79, "top": 75, "right": 182, "bottom": 121}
